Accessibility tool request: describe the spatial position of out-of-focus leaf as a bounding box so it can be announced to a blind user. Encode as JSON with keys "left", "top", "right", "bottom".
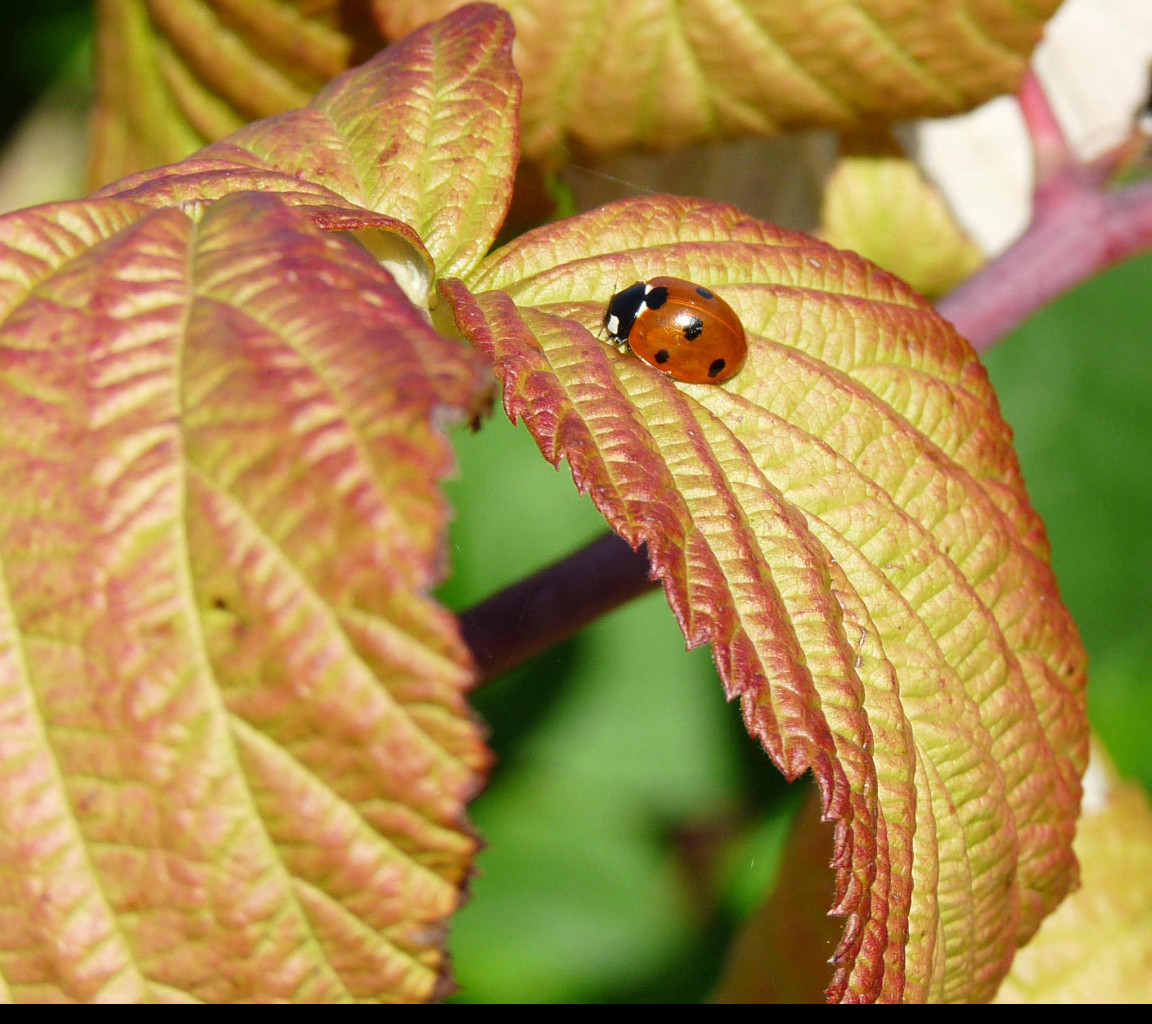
{"left": 441, "top": 195, "right": 1089, "bottom": 1002}
{"left": 995, "top": 745, "right": 1152, "bottom": 1003}
{"left": 377, "top": 0, "right": 1062, "bottom": 160}
{"left": 90, "top": 0, "right": 361, "bottom": 187}
{"left": 0, "top": 191, "right": 491, "bottom": 1002}
{"left": 96, "top": 5, "right": 520, "bottom": 294}
{"left": 94, "top": 1, "right": 1063, "bottom": 179}
{"left": 713, "top": 786, "right": 840, "bottom": 1003}
{"left": 820, "top": 154, "right": 985, "bottom": 299}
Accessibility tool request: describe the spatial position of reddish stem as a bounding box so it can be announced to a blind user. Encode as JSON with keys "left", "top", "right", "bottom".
{"left": 936, "top": 176, "right": 1152, "bottom": 349}
{"left": 938, "top": 70, "right": 1152, "bottom": 350}
{"left": 460, "top": 532, "right": 657, "bottom": 686}
{"left": 1016, "top": 68, "right": 1074, "bottom": 189}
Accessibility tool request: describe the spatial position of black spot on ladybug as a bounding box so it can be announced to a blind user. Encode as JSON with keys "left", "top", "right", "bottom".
{"left": 683, "top": 317, "right": 704, "bottom": 341}
{"left": 655, "top": 349, "right": 670, "bottom": 364}
{"left": 708, "top": 358, "right": 726, "bottom": 378}
{"left": 695, "top": 286, "right": 714, "bottom": 299}
{"left": 645, "top": 286, "right": 669, "bottom": 310}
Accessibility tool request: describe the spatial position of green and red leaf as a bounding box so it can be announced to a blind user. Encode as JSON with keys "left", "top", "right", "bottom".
{"left": 98, "top": 5, "right": 520, "bottom": 291}
{"left": 443, "top": 195, "right": 1089, "bottom": 1002}
{"left": 93, "top": 1, "right": 1064, "bottom": 183}
{"left": 379, "top": 0, "right": 1063, "bottom": 160}
{"left": 0, "top": 190, "right": 491, "bottom": 1002}
{"left": 3, "top": 9, "right": 521, "bottom": 1001}
{"left": 90, "top": 0, "right": 361, "bottom": 187}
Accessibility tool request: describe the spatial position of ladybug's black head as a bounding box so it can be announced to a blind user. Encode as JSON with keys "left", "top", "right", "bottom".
{"left": 603, "top": 281, "right": 649, "bottom": 342}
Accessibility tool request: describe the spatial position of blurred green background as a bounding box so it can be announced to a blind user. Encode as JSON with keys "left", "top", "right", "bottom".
{"left": 2, "top": 1, "right": 1150, "bottom": 1004}
{"left": 983, "top": 254, "right": 1152, "bottom": 793}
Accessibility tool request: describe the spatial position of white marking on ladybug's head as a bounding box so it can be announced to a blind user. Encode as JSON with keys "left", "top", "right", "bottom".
{"left": 606, "top": 313, "right": 620, "bottom": 335}
{"left": 637, "top": 283, "right": 653, "bottom": 316}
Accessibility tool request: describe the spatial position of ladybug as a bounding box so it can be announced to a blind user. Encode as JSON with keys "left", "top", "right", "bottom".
{"left": 603, "top": 277, "right": 747, "bottom": 384}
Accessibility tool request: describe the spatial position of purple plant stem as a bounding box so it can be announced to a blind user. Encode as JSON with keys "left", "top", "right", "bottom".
{"left": 939, "top": 68, "right": 1152, "bottom": 350}
{"left": 460, "top": 532, "right": 656, "bottom": 686}
{"left": 1015, "top": 69, "right": 1072, "bottom": 182}
{"left": 936, "top": 176, "right": 1152, "bottom": 351}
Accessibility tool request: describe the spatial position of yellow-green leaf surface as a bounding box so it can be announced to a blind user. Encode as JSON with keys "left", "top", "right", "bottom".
{"left": 0, "top": 192, "right": 491, "bottom": 1002}
{"left": 821, "top": 154, "right": 985, "bottom": 299}
{"left": 441, "top": 195, "right": 1088, "bottom": 1002}
{"left": 996, "top": 747, "right": 1152, "bottom": 1003}
{"left": 378, "top": 0, "right": 1062, "bottom": 160}
{"left": 91, "top": 0, "right": 360, "bottom": 187}
{"left": 97, "top": 5, "right": 520, "bottom": 291}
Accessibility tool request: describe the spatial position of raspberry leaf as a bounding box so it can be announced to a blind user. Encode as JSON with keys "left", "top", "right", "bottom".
{"left": 94, "top": 2, "right": 1063, "bottom": 179}
{"left": 98, "top": 6, "right": 519, "bottom": 287}
{"left": 444, "top": 195, "right": 1089, "bottom": 1002}
{"left": 2, "top": 10, "right": 516, "bottom": 1000}
{"left": 90, "top": 0, "right": 357, "bottom": 187}
{"left": 379, "top": 0, "right": 1062, "bottom": 159}
{"left": 0, "top": 189, "right": 491, "bottom": 1001}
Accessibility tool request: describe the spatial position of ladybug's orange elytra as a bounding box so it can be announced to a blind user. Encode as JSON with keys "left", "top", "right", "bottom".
{"left": 603, "top": 277, "right": 747, "bottom": 384}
